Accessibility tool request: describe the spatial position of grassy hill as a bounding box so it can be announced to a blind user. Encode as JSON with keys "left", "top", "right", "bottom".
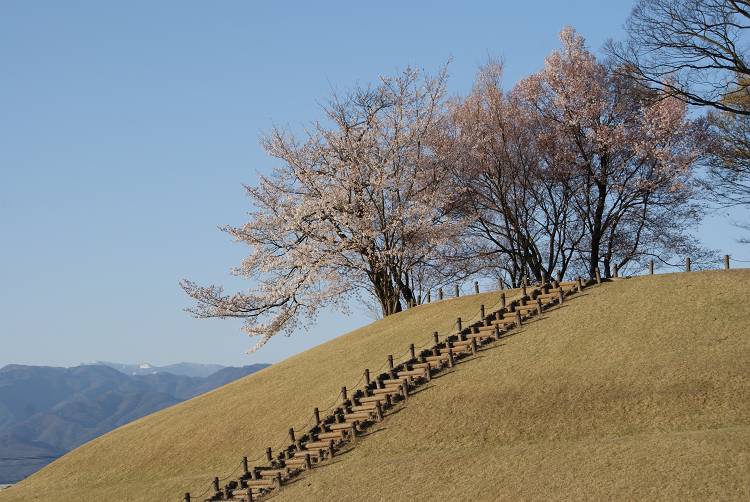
{"left": 1, "top": 270, "right": 749, "bottom": 501}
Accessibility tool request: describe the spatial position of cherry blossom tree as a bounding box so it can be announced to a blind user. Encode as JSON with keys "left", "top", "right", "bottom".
{"left": 181, "top": 67, "right": 467, "bottom": 351}
{"left": 515, "top": 27, "right": 706, "bottom": 278}
{"left": 446, "top": 62, "right": 584, "bottom": 286}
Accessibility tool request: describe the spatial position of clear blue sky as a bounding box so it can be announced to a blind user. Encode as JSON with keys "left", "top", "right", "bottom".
{"left": 1, "top": 1, "right": 747, "bottom": 368}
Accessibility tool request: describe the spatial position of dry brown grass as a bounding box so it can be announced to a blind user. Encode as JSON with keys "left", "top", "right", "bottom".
{"left": 3, "top": 271, "right": 749, "bottom": 501}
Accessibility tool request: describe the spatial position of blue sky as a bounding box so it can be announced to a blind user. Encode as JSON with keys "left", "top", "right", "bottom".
{"left": 1, "top": 1, "right": 747, "bottom": 368}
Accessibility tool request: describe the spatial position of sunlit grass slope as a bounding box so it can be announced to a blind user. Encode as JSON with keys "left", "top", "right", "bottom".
{"left": 275, "top": 270, "right": 750, "bottom": 501}
{"left": 0, "top": 290, "right": 508, "bottom": 502}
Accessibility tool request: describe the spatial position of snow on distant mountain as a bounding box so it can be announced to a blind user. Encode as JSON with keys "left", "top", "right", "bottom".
{"left": 94, "top": 361, "right": 226, "bottom": 378}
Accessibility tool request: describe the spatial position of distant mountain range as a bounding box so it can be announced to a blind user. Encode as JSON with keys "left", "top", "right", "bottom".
{"left": 0, "top": 362, "right": 269, "bottom": 483}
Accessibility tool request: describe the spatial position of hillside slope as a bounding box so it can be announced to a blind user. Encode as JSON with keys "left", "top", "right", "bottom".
{"left": 0, "top": 289, "right": 505, "bottom": 501}
{"left": 2, "top": 271, "right": 749, "bottom": 501}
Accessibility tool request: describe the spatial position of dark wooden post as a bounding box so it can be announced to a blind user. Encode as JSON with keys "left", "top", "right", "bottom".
{"left": 375, "top": 401, "right": 384, "bottom": 421}
{"left": 426, "top": 290, "right": 431, "bottom": 303}
{"left": 288, "top": 428, "right": 295, "bottom": 444}
{"left": 409, "top": 343, "right": 416, "bottom": 360}
{"left": 247, "top": 488, "right": 254, "bottom": 502}
{"left": 455, "top": 284, "right": 460, "bottom": 297}
{"left": 558, "top": 287, "right": 564, "bottom": 304}
{"left": 266, "top": 447, "right": 273, "bottom": 462}
{"left": 494, "top": 325, "right": 501, "bottom": 340}
{"left": 456, "top": 317, "right": 462, "bottom": 332}
{"left": 328, "top": 439, "right": 335, "bottom": 458}
{"left": 501, "top": 292, "right": 506, "bottom": 309}
{"left": 212, "top": 477, "right": 220, "bottom": 494}
{"left": 536, "top": 297, "right": 543, "bottom": 315}
{"left": 314, "top": 407, "right": 321, "bottom": 426}
{"left": 685, "top": 256, "right": 691, "bottom": 272}
{"left": 649, "top": 259, "right": 654, "bottom": 275}
{"left": 387, "top": 355, "right": 394, "bottom": 370}
{"left": 184, "top": 493, "right": 191, "bottom": 502}
{"left": 521, "top": 283, "right": 527, "bottom": 297}
{"left": 364, "top": 369, "right": 371, "bottom": 386}
{"left": 447, "top": 347, "right": 454, "bottom": 368}
{"left": 474, "top": 281, "right": 480, "bottom": 294}
{"left": 576, "top": 276, "right": 583, "bottom": 291}
{"left": 341, "top": 386, "right": 347, "bottom": 401}
{"left": 480, "top": 304, "right": 485, "bottom": 320}
{"left": 304, "top": 453, "right": 312, "bottom": 470}
{"left": 594, "top": 267, "right": 601, "bottom": 284}
{"left": 242, "top": 456, "right": 249, "bottom": 476}
{"left": 438, "top": 287, "right": 444, "bottom": 300}
{"left": 613, "top": 264, "right": 618, "bottom": 278}
{"left": 724, "top": 254, "right": 730, "bottom": 270}
{"left": 515, "top": 310, "right": 522, "bottom": 327}
{"left": 401, "top": 381, "right": 409, "bottom": 401}
{"left": 470, "top": 338, "right": 478, "bottom": 355}
{"left": 433, "top": 331, "right": 439, "bottom": 345}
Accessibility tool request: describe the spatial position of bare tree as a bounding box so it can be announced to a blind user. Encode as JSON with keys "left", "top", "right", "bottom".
{"left": 607, "top": 0, "right": 750, "bottom": 115}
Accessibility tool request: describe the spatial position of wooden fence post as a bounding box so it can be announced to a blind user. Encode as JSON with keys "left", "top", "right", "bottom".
{"left": 501, "top": 292, "right": 506, "bottom": 309}
{"left": 242, "top": 456, "right": 249, "bottom": 476}
{"left": 341, "top": 386, "right": 348, "bottom": 401}
{"left": 288, "top": 428, "right": 295, "bottom": 444}
{"left": 521, "top": 283, "right": 527, "bottom": 297}
{"left": 685, "top": 256, "right": 691, "bottom": 272}
{"left": 409, "top": 344, "right": 415, "bottom": 360}
{"left": 304, "top": 453, "right": 312, "bottom": 470}
{"left": 474, "top": 281, "right": 480, "bottom": 294}
{"left": 314, "top": 408, "right": 321, "bottom": 426}
{"left": 401, "top": 381, "right": 409, "bottom": 401}
{"left": 455, "top": 284, "right": 460, "bottom": 297}
{"left": 456, "top": 317, "right": 462, "bottom": 332}
{"left": 212, "top": 477, "right": 220, "bottom": 494}
{"left": 515, "top": 310, "right": 522, "bottom": 327}
{"left": 433, "top": 331, "right": 439, "bottom": 345}
{"left": 364, "top": 369, "right": 370, "bottom": 386}
{"left": 266, "top": 447, "right": 273, "bottom": 462}
{"left": 184, "top": 493, "right": 191, "bottom": 502}
{"left": 387, "top": 355, "right": 394, "bottom": 370}
{"left": 724, "top": 254, "right": 730, "bottom": 270}
{"left": 536, "top": 297, "right": 543, "bottom": 315}
{"left": 438, "top": 288, "right": 444, "bottom": 300}
{"left": 649, "top": 259, "right": 654, "bottom": 275}
{"left": 480, "top": 304, "right": 485, "bottom": 320}
{"left": 576, "top": 276, "right": 583, "bottom": 291}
